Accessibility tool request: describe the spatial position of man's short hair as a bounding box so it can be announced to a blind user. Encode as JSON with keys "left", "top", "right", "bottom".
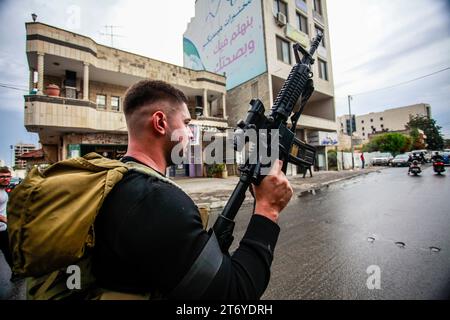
{"left": 0, "top": 166, "right": 11, "bottom": 174}
{"left": 123, "top": 80, "right": 188, "bottom": 116}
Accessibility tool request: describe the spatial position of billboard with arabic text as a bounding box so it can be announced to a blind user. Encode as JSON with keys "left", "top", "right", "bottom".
{"left": 183, "top": 0, "right": 266, "bottom": 90}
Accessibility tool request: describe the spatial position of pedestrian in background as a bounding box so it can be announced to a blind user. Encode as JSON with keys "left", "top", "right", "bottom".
{"left": 0, "top": 167, "right": 13, "bottom": 271}
{"left": 360, "top": 153, "right": 365, "bottom": 169}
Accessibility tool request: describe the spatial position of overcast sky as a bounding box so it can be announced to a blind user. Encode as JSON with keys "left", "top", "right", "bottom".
{"left": 0, "top": 0, "right": 449, "bottom": 165}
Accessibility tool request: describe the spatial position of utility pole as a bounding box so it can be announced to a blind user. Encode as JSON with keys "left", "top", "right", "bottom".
{"left": 348, "top": 95, "right": 355, "bottom": 169}
{"left": 100, "top": 25, "right": 124, "bottom": 48}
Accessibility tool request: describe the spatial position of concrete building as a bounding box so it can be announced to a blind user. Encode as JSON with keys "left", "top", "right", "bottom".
{"left": 337, "top": 103, "right": 431, "bottom": 144}
{"left": 184, "top": 0, "right": 337, "bottom": 172}
{"left": 14, "top": 143, "right": 37, "bottom": 169}
{"left": 24, "top": 22, "right": 229, "bottom": 177}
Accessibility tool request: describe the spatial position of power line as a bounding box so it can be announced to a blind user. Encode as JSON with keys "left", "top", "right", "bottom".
{"left": 0, "top": 82, "right": 28, "bottom": 89}
{"left": 352, "top": 67, "right": 450, "bottom": 96}
{"left": 0, "top": 84, "right": 28, "bottom": 92}
{"left": 337, "top": 66, "right": 450, "bottom": 98}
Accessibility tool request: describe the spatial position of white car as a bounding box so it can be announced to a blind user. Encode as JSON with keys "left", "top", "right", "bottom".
{"left": 371, "top": 153, "right": 394, "bottom": 166}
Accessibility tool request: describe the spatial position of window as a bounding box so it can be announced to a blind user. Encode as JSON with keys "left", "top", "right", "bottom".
{"left": 361, "top": 120, "right": 364, "bottom": 123}
{"left": 363, "top": 133, "right": 365, "bottom": 137}
{"left": 273, "top": 0, "right": 288, "bottom": 21}
{"left": 315, "top": 25, "right": 325, "bottom": 48}
{"left": 318, "top": 59, "right": 328, "bottom": 80}
{"left": 276, "top": 37, "right": 291, "bottom": 64}
{"left": 381, "top": 124, "right": 384, "bottom": 128}
{"left": 111, "top": 96, "right": 120, "bottom": 111}
{"left": 313, "top": 0, "right": 322, "bottom": 15}
{"left": 370, "top": 119, "right": 373, "bottom": 122}
{"left": 380, "top": 117, "right": 384, "bottom": 121}
{"left": 362, "top": 127, "right": 365, "bottom": 131}
{"left": 96, "top": 94, "right": 106, "bottom": 109}
{"left": 296, "top": 12, "right": 308, "bottom": 34}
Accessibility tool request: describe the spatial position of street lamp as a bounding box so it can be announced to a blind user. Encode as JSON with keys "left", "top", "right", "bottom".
{"left": 31, "top": 13, "right": 37, "bottom": 22}
{"left": 348, "top": 95, "right": 354, "bottom": 169}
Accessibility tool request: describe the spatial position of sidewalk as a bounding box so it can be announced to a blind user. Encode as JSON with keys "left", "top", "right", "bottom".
{"left": 175, "top": 167, "right": 383, "bottom": 209}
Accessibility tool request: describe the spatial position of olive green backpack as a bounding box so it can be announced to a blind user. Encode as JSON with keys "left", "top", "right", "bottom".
{"left": 7, "top": 152, "right": 208, "bottom": 300}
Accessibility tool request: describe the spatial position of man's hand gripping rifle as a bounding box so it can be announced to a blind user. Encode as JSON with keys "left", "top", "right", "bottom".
{"left": 211, "top": 34, "right": 323, "bottom": 253}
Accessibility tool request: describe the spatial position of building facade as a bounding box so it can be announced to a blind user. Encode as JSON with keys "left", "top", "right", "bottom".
{"left": 184, "top": 0, "right": 337, "bottom": 172}
{"left": 338, "top": 103, "right": 431, "bottom": 144}
{"left": 14, "top": 143, "right": 37, "bottom": 169}
{"left": 24, "top": 22, "right": 230, "bottom": 177}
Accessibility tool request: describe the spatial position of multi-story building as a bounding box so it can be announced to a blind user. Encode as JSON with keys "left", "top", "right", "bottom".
{"left": 14, "top": 143, "right": 37, "bottom": 169}
{"left": 184, "top": 0, "right": 337, "bottom": 172}
{"left": 24, "top": 22, "right": 229, "bottom": 177}
{"left": 338, "top": 103, "right": 431, "bottom": 143}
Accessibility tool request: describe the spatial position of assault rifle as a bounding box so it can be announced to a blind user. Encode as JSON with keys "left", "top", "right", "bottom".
{"left": 211, "top": 34, "right": 323, "bottom": 253}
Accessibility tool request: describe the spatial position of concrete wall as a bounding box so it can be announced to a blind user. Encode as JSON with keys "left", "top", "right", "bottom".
{"left": 262, "top": 0, "right": 334, "bottom": 97}
{"left": 226, "top": 73, "right": 271, "bottom": 127}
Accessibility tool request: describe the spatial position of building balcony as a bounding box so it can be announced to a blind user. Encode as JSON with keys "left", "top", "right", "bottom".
{"left": 24, "top": 94, "right": 127, "bottom": 133}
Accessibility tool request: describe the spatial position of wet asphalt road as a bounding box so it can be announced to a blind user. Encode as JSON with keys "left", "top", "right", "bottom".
{"left": 268, "top": 165, "right": 450, "bottom": 299}
{"left": 227, "top": 165, "right": 450, "bottom": 299}
{"left": 1, "top": 166, "right": 449, "bottom": 300}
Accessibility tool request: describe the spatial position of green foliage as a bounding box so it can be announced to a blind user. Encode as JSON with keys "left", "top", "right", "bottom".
{"left": 445, "top": 139, "right": 450, "bottom": 149}
{"left": 207, "top": 163, "right": 226, "bottom": 177}
{"left": 361, "top": 133, "right": 411, "bottom": 156}
{"left": 407, "top": 115, "right": 444, "bottom": 150}
{"left": 327, "top": 149, "right": 337, "bottom": 170}
{"left": 409, "top": 128, "right": 426, "bottom": 150}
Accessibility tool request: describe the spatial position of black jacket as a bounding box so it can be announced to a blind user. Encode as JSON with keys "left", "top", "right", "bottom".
{"left": 92, "top": 157, "right": 280, "bottom": 299}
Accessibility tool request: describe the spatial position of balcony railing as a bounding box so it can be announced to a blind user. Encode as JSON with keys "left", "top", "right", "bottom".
{"left": 24, "top": 94, "right": 97, "bottom": 109}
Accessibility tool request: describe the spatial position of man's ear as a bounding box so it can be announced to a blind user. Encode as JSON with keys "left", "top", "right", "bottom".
{"left": 151, "top": 111, "right": 168, "bottom": 135}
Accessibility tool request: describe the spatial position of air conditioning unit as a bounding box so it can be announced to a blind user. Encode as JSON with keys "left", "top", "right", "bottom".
{"left": 276, "top": 12, "right": 287, "bottom": 26}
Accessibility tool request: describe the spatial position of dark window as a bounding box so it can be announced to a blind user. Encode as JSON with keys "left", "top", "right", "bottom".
{"left": 370, "top": 119, "right": 373, "bottom": 122}
{"left": 96, "top": 94, "right": 106, "bottom": 110}
{"left": 274, "top": 0, "right": 288, "bottom": 21}
{"left": 318, "top": 59, "right": 328, "bottom": 80}
{"left": 363, "top": 133, "right": 365, "bottom": 136}
{"left": 276, "top": 37, "right": 291, "bottom": 64}
{"left": 361, "top": 120, "right": 364, "bottom": 124}
{"left": 380, "top": 117, "right": 383, "bottom": 121}
{"left": 313, "top": 0, "right": 322, "bottom": 15}
{"left": 111, "top": 96, "right": 120, "bottom": 111}
{"left": 296, "top": 13, "right": 308, "bottom": 34}
{"left": 381, "top": 124, "right": 384, "bottom": 128}
{"left": 362, "top": 127, "right": 365, "bottom": 131}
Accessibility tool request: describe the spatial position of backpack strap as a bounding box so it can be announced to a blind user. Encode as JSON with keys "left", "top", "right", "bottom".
{"left": 123, "top": 161, "right": 183, "bottom": 190}
{"left": 169, "top": 231, "right": 223, "bottom": 299}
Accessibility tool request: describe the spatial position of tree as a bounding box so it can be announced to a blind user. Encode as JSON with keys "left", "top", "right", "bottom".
{"left": 410, "top": 128, "right": 427, "bottom": 150}
{"left": 406, "top": 115, "right": 444, "bottom": 150}
{"left": 362, "top": 133, "right": 411, "bottom": 156}
{"left": 444, "top": 139, "right": 450, "bottom": 149}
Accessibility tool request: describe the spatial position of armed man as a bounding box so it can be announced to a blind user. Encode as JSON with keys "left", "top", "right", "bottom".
{"left": 91, "top": 80, "right": 293, "bottom": 299}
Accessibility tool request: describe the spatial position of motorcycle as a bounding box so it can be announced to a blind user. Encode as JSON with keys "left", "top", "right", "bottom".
{"left": 432, "top": 160, "right": 446, "bottom": 175}
{"left": 408, "top": 160, "right": 422, "bottom": 176}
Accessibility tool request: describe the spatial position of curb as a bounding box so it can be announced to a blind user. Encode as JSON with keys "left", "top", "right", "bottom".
{"left": 297, "top": 169, "right": 382, "bottom": 194}
{"left": 197, "top": 169, "right": 383, "bottom": 209}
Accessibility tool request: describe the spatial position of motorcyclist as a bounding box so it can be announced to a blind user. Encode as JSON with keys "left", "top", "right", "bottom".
{"left": 408, "top": 153, "right": 421, "bottom": 175}
{"left": 431, "top": 151, "right": 444, "bottom": 163}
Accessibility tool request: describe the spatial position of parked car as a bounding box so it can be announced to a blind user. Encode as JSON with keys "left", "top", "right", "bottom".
{"left": 371, "top": 153, "right": 394, "bottom": 166}
{"left": 410, "top": 149, "right": 431, "bottom": 163}
{"left": 442, "top": 152, "right": 450, "bottom": 166}
{"left": 391, "top": 154, "right": 410, "bottom": 167}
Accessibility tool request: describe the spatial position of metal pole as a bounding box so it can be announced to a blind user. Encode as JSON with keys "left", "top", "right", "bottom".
{"left": 348, "top": 95, "right": 354, "bottom": 169}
